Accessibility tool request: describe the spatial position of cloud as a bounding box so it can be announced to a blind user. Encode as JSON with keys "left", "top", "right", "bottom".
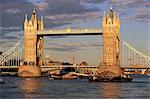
{"left": 110, "top": 0, "right": 150, "bottom": 22}
{"left": 0, "top": 30, "right": 23, "bottom": 51}
{"left": 0, "top": 0, "right": 36, "bottom": 27}
{"left": 0, "top": 26, "right": 21, "bottom": 30}
{"left": 45, "top": 11, "right": 102, "bottom": 24}
{"left": 134, "top": 10, "right": 150, "bottom": 22}
{"left": 80, "top": 0, "right": 107, "bottom": 4}
{"left": 44, "top": 41, "right": 102, "bottom": 52}
{"left": 26, "top": 0, "right": 49, "bottom": 10}
{"left": 5, "top": 8, "right": 22, "bottom": 14}
{"left": 33, "top": 2, "right": 49, "bottom": 11}
{"left": 48, "top": 42, "right": 102, "bottom": 47}
{"left": 45, "top": 46, "right": 82, "bottom": 52}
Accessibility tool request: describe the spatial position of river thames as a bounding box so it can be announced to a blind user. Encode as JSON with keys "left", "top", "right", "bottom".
{"left": 0, "top": 75, "right": 149, "bottom": 99}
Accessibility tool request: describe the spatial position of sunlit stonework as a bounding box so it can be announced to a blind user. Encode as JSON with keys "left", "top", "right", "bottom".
{"left": 102, "top": 7, "right": 120, "bottom": 67}
{"left": 24, "top": 10, "right": 44, "bottom": 66}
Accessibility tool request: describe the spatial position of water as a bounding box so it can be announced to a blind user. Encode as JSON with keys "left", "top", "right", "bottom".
{"left": 0, "top": 75, "right": 150, "bottom": 99}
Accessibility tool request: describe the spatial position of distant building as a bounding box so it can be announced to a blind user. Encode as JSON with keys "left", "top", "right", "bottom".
{"left": 44, "top": 54, "right": 71, "bottom": 66}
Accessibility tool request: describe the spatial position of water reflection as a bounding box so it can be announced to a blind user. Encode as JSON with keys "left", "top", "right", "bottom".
{"left": 19, "top": 78, "right": 43, "bottom": 99}
{"left": 100, "top": 82, "right": 120, "bottom": 99}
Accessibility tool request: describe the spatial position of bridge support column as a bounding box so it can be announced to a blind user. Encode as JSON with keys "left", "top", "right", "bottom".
{"left": 18, "top": 65, "right": 41, "bottom": 77}
{"left": 37, "top": 36, "right": 44, "bottom": 66}
{"left": 90, "top": 7, "right": 132, "bottom": 81}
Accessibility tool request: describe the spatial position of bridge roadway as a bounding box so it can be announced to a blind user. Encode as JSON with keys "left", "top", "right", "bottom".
{"left": 37, "top": 28, "right": 102, "bottom": 36}
{"left": 0, "top": 65, "right": 149, "bottom": 69}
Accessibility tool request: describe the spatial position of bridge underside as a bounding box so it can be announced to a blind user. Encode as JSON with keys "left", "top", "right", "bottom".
{"left": 37, "top": 33, "right": 102, "bottom": 36}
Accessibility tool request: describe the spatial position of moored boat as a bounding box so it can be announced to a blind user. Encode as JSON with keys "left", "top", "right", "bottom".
{"left": 89, "top": 74, "right": 133, "bottom": 82}
{"left": 62, "top": 74, "right": 77, "bottom": 80}
{"left": 0, "top": 78, "right": 5, "bottom": 84}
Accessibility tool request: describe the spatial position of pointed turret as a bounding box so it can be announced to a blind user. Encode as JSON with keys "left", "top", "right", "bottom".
{"left": 33, "top": 9, "right": 36, "bottom": 14}
{"left": 104, "top": 11, "right": 106, "bottom": 17}
{"left": 109, "top": 5, "right": 113, "bottom": 19}
{"left": 113, "top": 11, "right": 117, "bottom": 25}
{"left": 110, "top": 4, "right": 113, "bottom": 11}
{"left": 24, "top": 14, "right": 28, "bottom": 28}
{"left": 102, "top": 11, "right": 107, "bottom": 26}
{"left": 25, "top": 14, "right": 28, "bottom": 22}
{"left": 117, "top": 13, "right": 120, "bottom": 20}
{"left": 40, "top": 16, "right": 44, "bottom": 30}
{"left": 31, "top": 9, "right": 36, "bottom": 21}
{"left": 29, "top": 9, "right": 37, "bottom": 29}
{"left": 113, "top": 11, "right": 116, "bottom": 19}
{"left": 34, "top": 13, "right": 37, "bottom": 28}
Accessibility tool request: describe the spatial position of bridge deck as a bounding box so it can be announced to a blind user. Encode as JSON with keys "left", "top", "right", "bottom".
{"left": 37, "top": 28, "right": 102, "bottom": 36}
{"left": 0, "top": 66, "right": 149, "bottom": 69}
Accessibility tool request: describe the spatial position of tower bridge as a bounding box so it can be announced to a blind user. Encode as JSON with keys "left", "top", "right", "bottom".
{"left": 0, "top": 7, "right": 150, "bottom": 78}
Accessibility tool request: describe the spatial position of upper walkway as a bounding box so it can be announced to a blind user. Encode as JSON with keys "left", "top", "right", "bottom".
{"left": 37, "top": 28, "right": 102, "bottom": 36}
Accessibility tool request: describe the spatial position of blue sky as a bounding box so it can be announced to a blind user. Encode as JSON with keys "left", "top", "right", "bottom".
{"left": 0, "top": 0, "right": 149, "bottom": 65}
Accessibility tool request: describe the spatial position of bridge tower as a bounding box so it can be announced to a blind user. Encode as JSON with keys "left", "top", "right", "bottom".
{"left": 23, "top": 10, "right": 37, "bottom": 65}
{"left": 18, "top": 10, "right": 44, "bottom": 77}
{"left": 97, "top": 6, "right": 122, "bottom": 78}
{"left": 102, "top": 6, "right": 120, "bottom": 67}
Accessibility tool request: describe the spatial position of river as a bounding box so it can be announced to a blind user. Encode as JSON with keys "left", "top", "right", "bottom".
{"left": 0, "top": 75, "right": 149, "bottom": 99}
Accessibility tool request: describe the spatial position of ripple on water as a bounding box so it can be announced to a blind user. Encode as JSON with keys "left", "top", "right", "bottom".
{"left": 0, "top": 75, "right": 150, "bottom": 99}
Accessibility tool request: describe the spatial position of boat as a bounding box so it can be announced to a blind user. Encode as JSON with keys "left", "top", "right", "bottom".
{"left": 144, "top": 69, "right": 150, "bottom": 76}
{"left": 50, "top": 75, "right": 62, "bottom": 80}
{"left": 0, "top": 78, "right": 5, "bottom": 84}
{"left": 89, "top": 74, "right": 133, "bottom": 82}
{"left": 62, "top": 74, "right": 77, "bottom": 80}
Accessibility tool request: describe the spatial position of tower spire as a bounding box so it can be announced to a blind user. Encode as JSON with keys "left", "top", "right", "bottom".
{"left": 25, "top": 14, "right": 28, "bottom": 22}
{"left": 24, "top": 14, "right": 28, "bottom": 27}
{"left": 109, "top": 4, "right": 113, "bottom": 19}
{"left": 40, "top": 16, "right": 44, "bottom": 30}
{"left": 33, "top": 9, "right": 36, "bottom": 14}
{"left": 110, "top": 4, "right": 113, "bottom": 10}
{"left": 104, "top": 11, "right": 106, "bottom": 16}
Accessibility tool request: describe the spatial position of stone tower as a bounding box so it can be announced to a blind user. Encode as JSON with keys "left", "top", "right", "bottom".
{"left": 23, "top": 10, "right": 44, "bottom": 66}
{"left": 97, "top": 6, "right": 122, "bottom": 78}
{"left": 102, "top": 6, "right": 120, "bottom": 67}
{"left": 18, "top": 10, "right": 44, "bottom": 77}
{"left": 24, "top": 10, "right": 37, "bottom": 65}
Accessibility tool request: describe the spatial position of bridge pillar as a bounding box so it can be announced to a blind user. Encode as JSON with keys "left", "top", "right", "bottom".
{"left": 97, "top": 7, "right": 123, "bottom": 79}
{"left": 37, "top": 36, "right": 44, "bottom": 66}
{"left": 18, "top": 10, "right": 43, "bottom": 77}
